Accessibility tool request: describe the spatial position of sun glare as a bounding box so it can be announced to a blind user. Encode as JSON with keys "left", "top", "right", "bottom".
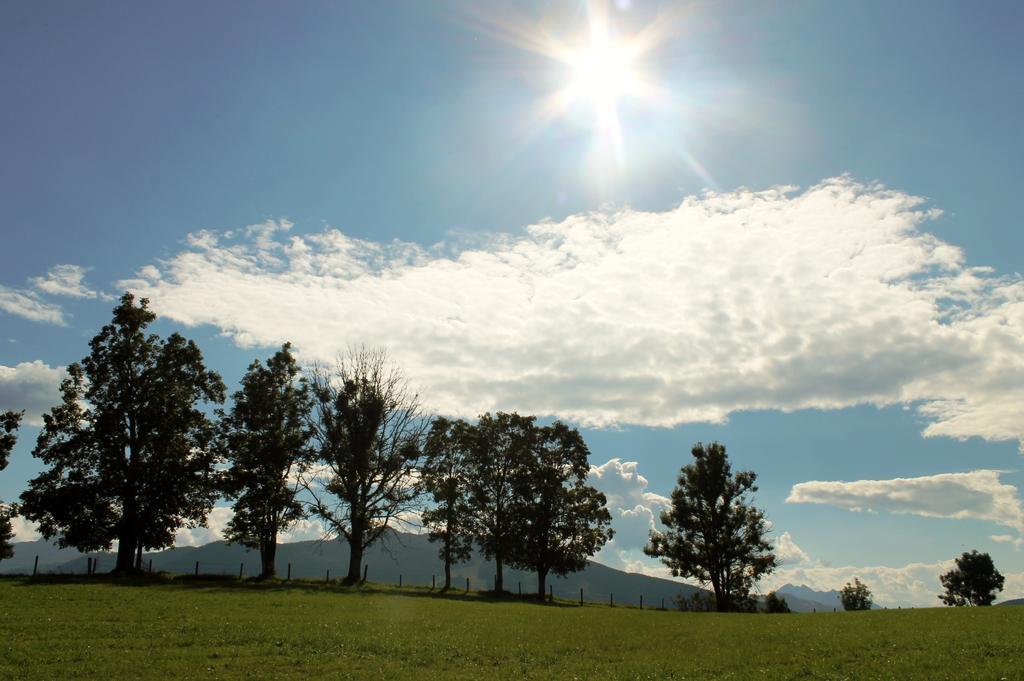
{"left": 569, "top": 37, "right": 638, "bottom": 107}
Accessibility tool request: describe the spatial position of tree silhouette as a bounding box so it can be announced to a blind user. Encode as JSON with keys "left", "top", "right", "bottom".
{"left": 939, "top": 550, "right": 1004, "bottom": 606}
{"left": 220, "top": 343, "right": 314, "bottom": 579}
{"left": 0, "top": 410, "right": 22, "bottom": 562}
{"left": 839, "top": 578, "right": 873, "bottom": 611}
{"left": 512, "top": 421, "right": 613, "bottom": 599}
{"left": 306, "top": 347, "right": 426, "bottom": 584}
{"left": 645, "top": 442, "right": 776, "bottom": 612}
{"left": 764, "top": 591, "right": 791, "bottom": 613}
{"left": 464, "top": 411, "right": 534, "bottom": 593}
{"left": 20, "top": 293, "right": 225, "bottom": 572}
{"left": 421, "top": 417, "right": 475, "bottom": 590}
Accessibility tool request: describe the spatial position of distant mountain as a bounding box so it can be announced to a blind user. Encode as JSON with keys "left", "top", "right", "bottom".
{"left": 776, "top": 583, "right": 883, "bottom": 611}
{"left": 997, "top": 597, "right": 1024, "bottom": 606}
{"left": 2, "top": 532, "right": 704, "bottom": 608}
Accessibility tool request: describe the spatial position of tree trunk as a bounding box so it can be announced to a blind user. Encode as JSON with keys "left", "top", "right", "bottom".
{"left": 346, "top": 542, "right": 364, "bottom": 584}
{"left": 260, "top": 537, "right": 277, "bottom": 579}
{"left": 712, "top": 578, "right": 727, "bottom": 612}
{"left": 495, "top": 552, "right": 504, "bottom": 593}
{"left": 443, "top": 540, "right": 452, "bottom": 590}
{"left": 537, "top": 568, "right": 548, "bottom": 600}
{"left": 114, "top": 531, "right": 137, "bottom": 573}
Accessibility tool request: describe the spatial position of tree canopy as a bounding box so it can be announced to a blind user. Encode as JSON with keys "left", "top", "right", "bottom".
{"left": 0, "top": 410, "right": 22, "bottom": 562}
{"left": 219, "top": 342, "right": 314, "bottom": 578}
{"left": 306, "top": 347, "right": 427, "bottom": 584}
{"left": 939, "top": 550, "right": 1004, "bottom": 606}
{"left": 839, "top": 578, "right": 873, "bottom": 611}
{"left": 464, "top": 411, "right": 535, "bottom": 593}
{"left": 645, "top": 441, "right": 776, "bottom": 612}
{"left": 511, "top": 420, "right": 613, "bottom": 598}
{"left": 20, "top": 293, "right": 225, "bottom": 572}
{"left": 421, "top": 417, "right": 475, "bottom": 590}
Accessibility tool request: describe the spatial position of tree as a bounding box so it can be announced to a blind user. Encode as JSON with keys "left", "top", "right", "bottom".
{"left": 645, "top": 442, "right": 777, "bottom": 612}
{"left": 839, "top": 578, "right": 873, "bottom": 611}
{"left": 219, "top": 343, "right": 314, "bottom": 579}
{"left": 512, "top": 421, "right": 613, "bottom": 599}
{"left": 306, "top": 347, "right": 427, "bottom": 584}
{"left": 764, "top": 591, "right": 792, "bottom": 614}
{"left": 939, "top": 550, "right": 1005, "bottom": 606}
{"left": 420, "top": 417, "right": 475, "bottom": 590}
{"left": 0, "top": 410, "right": 23, "bottom": 562}
{"left": 464, "top": 411, "right": 535, "bottom": 593}
{"left": 20, "top": 293, "right": 225, "bottom": 573}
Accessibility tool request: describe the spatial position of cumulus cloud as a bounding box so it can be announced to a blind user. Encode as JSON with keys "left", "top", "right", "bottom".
{"left": 787, "top": 470, "right": 1024, "bottom": 535}
{"left": 118, "top": 178, "right": 1024, "bottom": 450}
{"left": 0, "top": 286, "right": 65, "bottom": 325}
{"left": 10, "top": 515, "right": 41, "bottom": 542}
{"left": 588, "top": 458, "right": 670, "bottom": 551}
{"left": 775, "top": 531, "right": 811, "bottom": 565}
{"left": 0, "top": 361, "right": 66, "bottom": 426}
{"left": 29, "top": 264, "right": 105, "bottom": 299}
{"left": 586, "top": 458, "right": 675, "bottom": 575}
{"left": 173, "top": 505, "right": 327, "bottom": 547}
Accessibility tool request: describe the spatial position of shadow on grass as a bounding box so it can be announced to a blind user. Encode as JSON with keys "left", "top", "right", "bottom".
{"left": 1, "top": 573, "right": 583, "bottom": 608}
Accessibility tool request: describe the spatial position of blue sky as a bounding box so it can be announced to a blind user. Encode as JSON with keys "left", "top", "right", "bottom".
{"left": 2, "top": 0, "right": 1023, "bottom": 605}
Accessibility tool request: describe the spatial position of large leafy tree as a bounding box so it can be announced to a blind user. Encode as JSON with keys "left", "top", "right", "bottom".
{"left": 306, "top": 347, "right": 427, "bottom": 584}
{"left": 512, "top": 421, "right": 613, "bottom": 598}
{"left": 20, "top": 293, "right": 225, "bottom": 573}
{"left": 645, "top": 442, "right": 777, "bottom": 612}
{"left": 839, "top": 578, "right": 873, "bottom": 611}
{"left": 939, "top": 550, "right": 1005, "bottom": 606}
{"left": 464, "top": 411, "right": 535, "bottom": 593}
{"left": 219, "top": 343, "right": 314, "bottom": 579}
{"left": 0, "top": 410, "right": 23, "bottom": 562}
{"left": 421, "top": 417, "right": 474, "bottom": 590}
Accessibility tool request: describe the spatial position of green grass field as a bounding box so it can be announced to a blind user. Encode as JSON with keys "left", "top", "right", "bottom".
{"left": 1, "top": 576, "right": 1021, "bottom": 680}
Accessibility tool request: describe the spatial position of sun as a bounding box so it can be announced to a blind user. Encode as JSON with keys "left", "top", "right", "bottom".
{"left": 568, "top": 36, "right": 639, "bottom": 108}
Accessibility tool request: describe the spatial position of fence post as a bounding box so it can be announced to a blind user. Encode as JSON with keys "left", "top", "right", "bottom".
{"left": 432, "top": 574, "right": 435, "bottom": 589}
{"left": 194, "top": 561, "right": 199, "bottom": 576}
{"left": 287, "top": 563, "right": 291, "bottom": 581}
{"left": 85, "top": 557, "right": 91, "bottom": 575}
{"left": 580, "top": 588, "right": 583, "bottom": 606}
{"left": 326, "top": 569, "right": 330, "bottom": 583}
{"left": 239, "top": 563, "right": 244, "bottom": 579}
{"left": 640, "top": 595, "right": 643, "bottom": 610}
{"left": 363, "top": 564, "right": 368, "bottom": 583}
{"left": 549, "top": 585, "right": 553, "bottom": 602}
{"left": 493, "top": 574, "right": 497, "bottom": 592}
{"left": 518, "top": 582, "right": 521, "bottom": 598}
{"left": 610, "top": 593, "right": 614, "bottom": 607}
{"left": 661, "top": 597, "right": 665, "bottom": 611}
{"left": 33, "top": 555, "right": 39, "bottom": 576}
{"left": 466, "top": 577, "right": 469, "bottom": 593}
{"left": 148, "top": 559, "right": 153, "bottom": 574}
{"left": 399, "top": 574, "right": 402, "bottom": 588}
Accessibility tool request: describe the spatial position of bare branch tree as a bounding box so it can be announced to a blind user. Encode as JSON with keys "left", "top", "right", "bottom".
{"left": 303, "top": 347, "right": 427, "bottom": 584}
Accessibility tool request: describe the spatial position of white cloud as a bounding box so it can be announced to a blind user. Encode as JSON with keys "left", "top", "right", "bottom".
{"left": 173, "top": 505, "right": 328, "bottom": 547}
{"left": 0, "top": 361, "right": 66, "bottom": 426}
{"left": 787, "top": 470, "right": 1024, "bottom": 535}
{"left": 117, "top": 178, "right": 1024, "bottom": 451}
{"left": 763, "top": 558, "right": 957, "bottom": 608}
{"left": 0, "top": 286, "right": 65, "bottom": 325}
{"left": 174, "top": 506, "right": 234, "bottom": 547}
{"left": 588, "top": 458, "right": 670, "bottom": 554}
{"left": 775, "top": 531, "right": 811, "bottom": 565}
{"left": 10, "top": 514, "right": 41, "bottom": 542}
{"left": 30, "top": 264, "right": 105, "bottom": 299}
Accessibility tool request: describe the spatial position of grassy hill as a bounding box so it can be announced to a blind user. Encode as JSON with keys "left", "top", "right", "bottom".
{"left": 1, "top": 576, "right": 1021, "bottom": 680}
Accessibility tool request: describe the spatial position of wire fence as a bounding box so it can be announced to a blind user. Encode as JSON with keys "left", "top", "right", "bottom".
{"left": 18, "top": 552, "right": 678, "bottom": 611}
